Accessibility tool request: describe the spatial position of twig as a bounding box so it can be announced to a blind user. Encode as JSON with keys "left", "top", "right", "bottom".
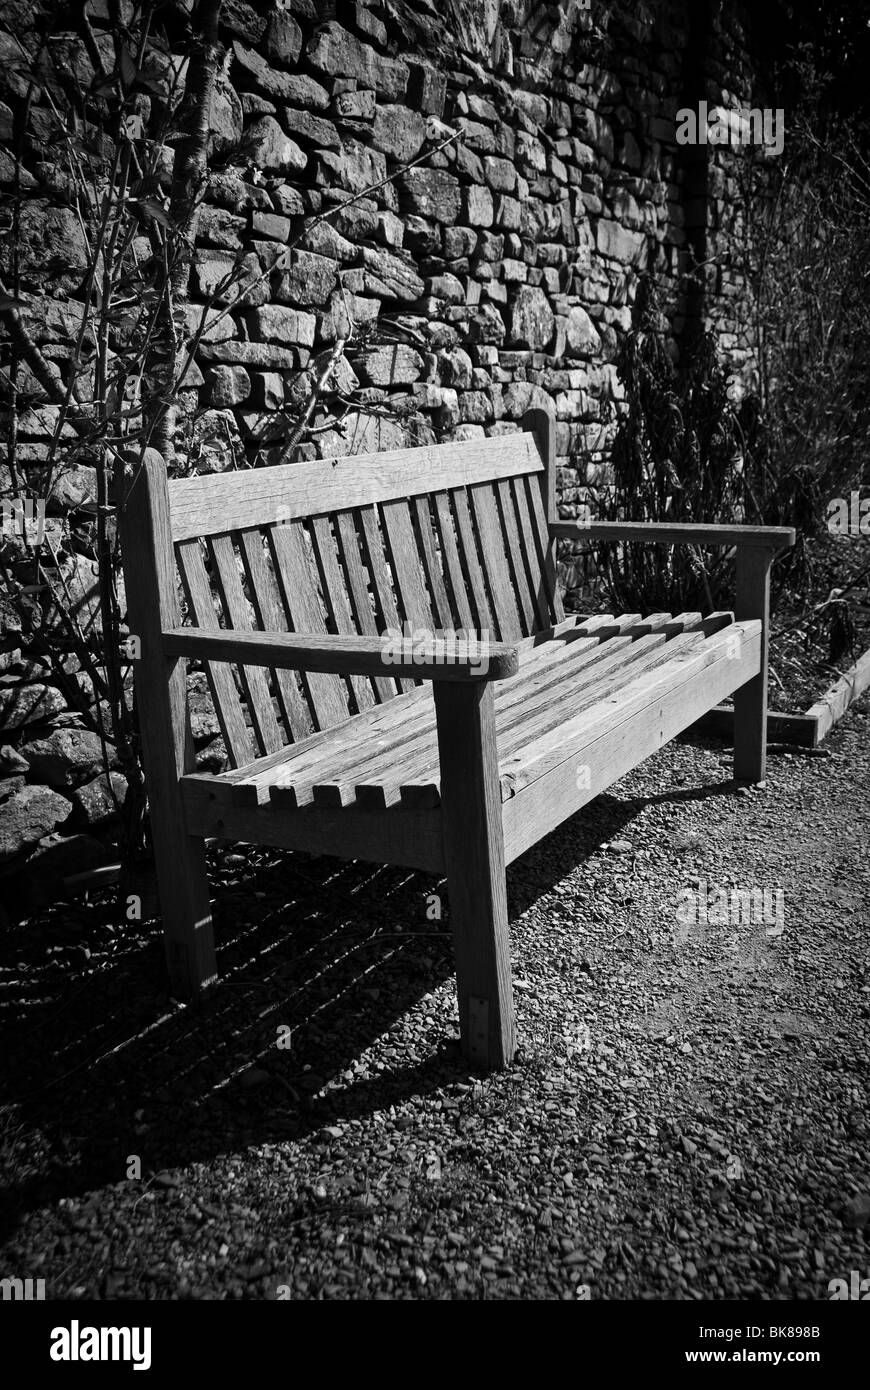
{"left": 276, "top": 336, "right": 348, "bottom": 466}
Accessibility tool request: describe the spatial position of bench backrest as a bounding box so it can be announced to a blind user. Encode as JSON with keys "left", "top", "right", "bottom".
{"left": 145, "top": 411, "right": 560, "bottom": 770}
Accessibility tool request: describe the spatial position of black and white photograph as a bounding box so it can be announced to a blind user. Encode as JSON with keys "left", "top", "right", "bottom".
{"left": 0, "top": 0, "right": 868, "bottom": 1358}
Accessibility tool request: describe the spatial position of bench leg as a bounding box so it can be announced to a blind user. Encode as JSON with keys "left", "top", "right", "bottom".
{"left": 434, "top": 681, "right": 515, "bottom": 1070}
{"left": 121, "top": 448, "right": 218, "bottom": 998}
{"left": 152, "top": 824, "right": 217, "bottom": 998}
{"left": 733, "top": 547, "right": 774, "bottom": 783}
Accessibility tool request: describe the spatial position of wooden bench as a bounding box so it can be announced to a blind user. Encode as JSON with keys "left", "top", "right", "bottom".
{"left": 121, "top": 409, "right": 795, "bottom": 1070}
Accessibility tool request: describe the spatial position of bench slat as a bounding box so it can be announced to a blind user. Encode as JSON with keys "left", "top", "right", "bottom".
{"left": 208, "top": 534, "right": 284, "bottom": 756}
{"left": 264, "top": 626, "right": 676, "bottom": 811}
{"left": 358, "top": 508, "right": 415, "bottom": 694}
{"left": 523, "top": 471, "right": 564, "bottom": 623}
{"left": 381, "top": 498, "right": 434, "bottom": 632}
{"left": 510, "top": 475, "right": 552, "bottom": 629}
{"left": 176, "top": 538, "right": 254, "bottom": 767}
{"left": 412, "top": 495, "right": 454, "bottom": 632}
{"left": 238, "top": 528, "right": 314, "bottom": 741}
{"left": 323, "top": 633, "right": 634, "bottom": 807}
{"left": 310, "top": 515, "right": 376, "bottom": 714}
{"left": 200, "top": 611, "right": 723, "bottom": 808}
{"left": 432, "top": 491, "right": 475, "bottom": 633}
{"left": 268, "top": 521, "right": 351, "bottom": 730}
{"left": 333, "top": 511, "right": 397, "bottom": 703}
{"left": 470, "top": 482, "right": 523, "bottom": 641}
{"left": 451, "top": 487, "right": 495, "bottom": 636}
{"left": 228, "top": 686, "right": 417, "bottom": 806}
{"left": 496, "top": 478, "right": 536, "bottom": 637}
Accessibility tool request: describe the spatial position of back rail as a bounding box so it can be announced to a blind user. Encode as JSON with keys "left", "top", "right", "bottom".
{"left": 167, "top": 434, "right": 545, "bottom": 542}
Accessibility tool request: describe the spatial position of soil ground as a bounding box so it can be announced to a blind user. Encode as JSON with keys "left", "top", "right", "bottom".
{"left": 1, "top": 690, "right": 867, "bottom": 1301}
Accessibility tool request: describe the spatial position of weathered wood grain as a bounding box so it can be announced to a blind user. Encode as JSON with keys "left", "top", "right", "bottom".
{"left": 733, "top": 547, "right": 773, "bottom": 781}
{"left": 208, "top": 533, "right": 283, "bottom": 755}
{"left": 502, "top": 630, "right": 762, "bottom": 863}
{"left": 176, "top": 538, "right": 254, "bottom": 767}
{"left": 434, "top": 680, "right": 515, "bottom": 1069}
{"left": 169, "top": 434, "right": 544, "bottom": 541}
{"left": 238, "top": 528, "right": 314, "bottom": 740}
{"left": 121, "top": 450, "right": 217, "bottom": 996}
{"left": 553, "top": 520, "right": 796, "bottom": 549}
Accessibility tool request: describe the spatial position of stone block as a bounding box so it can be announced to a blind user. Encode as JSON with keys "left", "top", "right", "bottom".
{"left": 316, "top": 142, "right": 387, "bottom": 195}
{"left": 469, "top": 303, "right": 506, "bottom": 345}
{"left": 280, "top": 107, "right": 341, "bottom": 148}
{"left": 406, "top": 61, "right": 446, "bottom": 117}
{"left": 484, "top": 156, "right": 516, "bottom": 192}
{"left": 71, "top": 771, "right": 127, "bottom": 830}
{"left": 265, "top": 10, "right": 302, "bottom": 65}
{"left": 355, "top": 345, "right": 424, "bottom": 386}
{"left": 210, "top": 76, "right": 244, "bottom": 156}
{"left": 508, "top": 285, "right": 555, "bottom": 350}
{"left": 455, "top": 144, "right": 484, "bottom": 182}
{"left": 316, "top": 409, "right": 406, "bottom": 456}
{"left": 247, "top": 305, "right": 317, "bottom": 347}
{"left": 252, "top": 210, "right": 293, "bottom": 241}
{"left": 595, "top": 219, "right": 647, "bottom": 264}
{"left": 361, "top": 246, "right": 424, "bottom": 301}
{"left": 197, "top": 206, "right": 246, "bottom": 250}
{"left": 332, "top": 89, "right": 377, "bottom": 121}
{"left": 249, "top": 372, "right": 284, "bottom": 410}
{"left": 245, "top": 115, "right": 307, "bottom": 172}
{"left": 208, "top": 171, "right": 273, "bottom": 211}
{"left": 205, "top": 365, "right": 251, "bottom": 407}
{"left": 0, "top": 785, "right": 71, "bottom": 863}
{"left": 464, "top": 185, "right": 494, "bottom": 227}
{"left": 275, "top": 250, "right": 339, "bottom": 306}
{"left": 305, "top": 22, "right": 409, "bottom": 100}
{"left": 371, "top": 104, "right": 427, "bottom": 163}
{"left": 233, "top": 41, "right": 329, "bottom": 106}
{"left": 443, "top": 226, "right": 478, "bottom": 258}
{"left": 376, "top": 210, "right": 404, "bottom": 247}
{"left": 399, "top": 167, "right": 461, "bottom": 222}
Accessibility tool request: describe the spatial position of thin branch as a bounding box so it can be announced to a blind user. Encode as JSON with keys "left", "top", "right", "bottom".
{"left": 275, "top": 336, "right": 348, "bottom": 466}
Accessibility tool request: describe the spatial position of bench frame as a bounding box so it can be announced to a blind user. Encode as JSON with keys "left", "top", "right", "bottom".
{"left": 121, "top": 411, "right": 794, "bottom": 1070}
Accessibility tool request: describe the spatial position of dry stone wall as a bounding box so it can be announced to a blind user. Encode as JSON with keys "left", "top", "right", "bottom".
{"left": 0, "top": 0, "right": 782, "bottom": 905}
{"left": 1, "top": 1, "right": 776, "bottom": 495}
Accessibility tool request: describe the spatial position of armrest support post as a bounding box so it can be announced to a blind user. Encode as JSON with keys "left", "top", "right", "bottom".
{"left": 434, "top": 680, "right": 515, "bottom": 1070}
{"left": 733, "top": 546, "right": 774, "bottom": 782}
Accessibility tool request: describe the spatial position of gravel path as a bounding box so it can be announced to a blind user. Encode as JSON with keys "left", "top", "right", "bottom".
{"left": 1, "top": 696, "right": 868, "bottom": 1300}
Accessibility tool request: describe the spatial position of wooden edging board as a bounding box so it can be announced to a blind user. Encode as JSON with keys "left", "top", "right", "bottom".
{"left": 693, "top": 644, "right": 870, "bottom": 749}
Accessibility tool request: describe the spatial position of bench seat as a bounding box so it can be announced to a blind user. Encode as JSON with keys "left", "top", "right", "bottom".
{"left": 180, "top": 611, "right": 761, "bottom": 866}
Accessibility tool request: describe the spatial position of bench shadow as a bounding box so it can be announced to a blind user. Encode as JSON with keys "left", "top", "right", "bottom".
{"left": 0, "top": 746, "right": 737, "bottom": 1241}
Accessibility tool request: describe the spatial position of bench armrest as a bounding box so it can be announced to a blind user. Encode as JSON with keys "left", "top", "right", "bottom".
{"left": 162, "top": 628, "right": 519, "bottom": 683}
{"left": 551, "top": 520, "right": 796, "bottom": 549}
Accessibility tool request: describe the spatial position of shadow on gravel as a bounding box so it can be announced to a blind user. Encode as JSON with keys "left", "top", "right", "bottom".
{"left": 0, "top": 752, "right": 738, "bottom": 1240}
